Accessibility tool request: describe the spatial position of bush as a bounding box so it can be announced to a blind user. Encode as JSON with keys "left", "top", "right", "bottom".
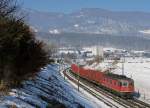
{"left": 0, "top": 16, "right": 49, "bottom": 87}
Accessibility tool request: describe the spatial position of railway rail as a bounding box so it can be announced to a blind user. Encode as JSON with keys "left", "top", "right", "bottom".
{"left": 63, "top": 67, "right": 150, "bottom": 108}
{"left": 63, "top": 68, "right": 120, "bottom": 108}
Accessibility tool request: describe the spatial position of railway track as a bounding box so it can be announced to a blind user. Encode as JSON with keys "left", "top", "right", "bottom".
{"left": 63, "top": 68, "right": 120, "bottom": 108}
{"left": 63, "top": 67, "right": 150, "bottom": 108}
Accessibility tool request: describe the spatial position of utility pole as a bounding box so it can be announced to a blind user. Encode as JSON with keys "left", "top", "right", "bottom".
{"left": 122, "top": 55, "right": 125, "bottom": 75}
{"left": 76, "top": 49, "right": 80, "bottom": 91}
{"left": 63, "top": 63, "right": 65, "bottom": 80}
{"left": 77, "top": 62, "right": 80, "bottom": 91}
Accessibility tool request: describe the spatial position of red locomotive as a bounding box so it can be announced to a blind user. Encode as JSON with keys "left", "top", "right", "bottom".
{"left": 71, "top": 64, "right": 134, "bottom": 98}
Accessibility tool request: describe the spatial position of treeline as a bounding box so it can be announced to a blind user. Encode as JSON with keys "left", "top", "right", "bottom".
{"left": 37, "top": 32, "right": 150, "bottom": 50}
{"left": 0, "top": 0, "right": 49, "bottom": 88}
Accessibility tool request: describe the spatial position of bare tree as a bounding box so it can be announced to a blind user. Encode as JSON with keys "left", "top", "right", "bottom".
{"left": 0, "top": 0, "right": 18, "bottom": 17}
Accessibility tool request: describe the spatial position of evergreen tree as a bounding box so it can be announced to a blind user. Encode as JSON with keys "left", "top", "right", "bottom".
{"left": 0, "top": 0, "right": 49, "bottom": 87}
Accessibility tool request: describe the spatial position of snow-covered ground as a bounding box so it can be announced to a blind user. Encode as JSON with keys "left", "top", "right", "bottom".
{"left": 84, "top": 57, "right": 150, "bottom": 103}
{"left": 0, "top": 64, "right": 110, "bottom": 108}
{"left": 1, "top": 57, "right": 149, "bottom": 108}
{"left": 60, "top": 65, "right": 110, "bottom": 108}
{"left": 113, "top": 58, "right": 150, "bottom": 103}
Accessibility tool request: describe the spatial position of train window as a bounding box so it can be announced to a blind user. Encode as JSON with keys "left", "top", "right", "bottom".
{"left": 122, "top": 82, "right": 128, "bottom": 87}
{"left": 114, "top": 82, "right": 116, "bottom": 86}
{"left": 118, "top": 82, "right": 122, "bottom": 86}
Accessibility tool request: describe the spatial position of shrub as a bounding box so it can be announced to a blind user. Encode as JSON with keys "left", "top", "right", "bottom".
{"left": 0, "top": 16, "right": 49, "bottom": 87}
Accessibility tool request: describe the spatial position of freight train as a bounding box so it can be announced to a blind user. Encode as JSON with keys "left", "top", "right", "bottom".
{"left": 71, "top": 64, "right": 135, "bottom": 98}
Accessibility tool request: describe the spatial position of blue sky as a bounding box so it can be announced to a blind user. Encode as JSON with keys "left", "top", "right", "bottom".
{"left": 20, "top": 0, "right": 150, "bottom": 13}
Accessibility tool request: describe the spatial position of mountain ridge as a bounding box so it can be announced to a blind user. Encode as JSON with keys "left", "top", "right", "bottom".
{"left": 23, "top": 8, "right": 150, "bottom": 36}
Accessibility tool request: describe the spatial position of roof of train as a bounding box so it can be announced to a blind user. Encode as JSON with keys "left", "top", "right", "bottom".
{"left": 105, "top": 73, "right": 133, "bottom": 81}
{"left": 72, "top": 64, "right": 133, "bottom": 81}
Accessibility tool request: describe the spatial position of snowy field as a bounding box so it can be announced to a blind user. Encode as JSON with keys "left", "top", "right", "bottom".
{"left": 1, "top": 58, "right": 149, "bottom": 108}
{"left": 85, "top": 57, "right": 150, "bottom": 103}
{"left": 114, "top": 58, "right": 150, "bottom": 103}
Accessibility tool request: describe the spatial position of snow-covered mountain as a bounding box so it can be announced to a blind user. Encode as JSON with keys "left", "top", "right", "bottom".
{"left": 24, "top": 8, "right": 150, "bottom": 36}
